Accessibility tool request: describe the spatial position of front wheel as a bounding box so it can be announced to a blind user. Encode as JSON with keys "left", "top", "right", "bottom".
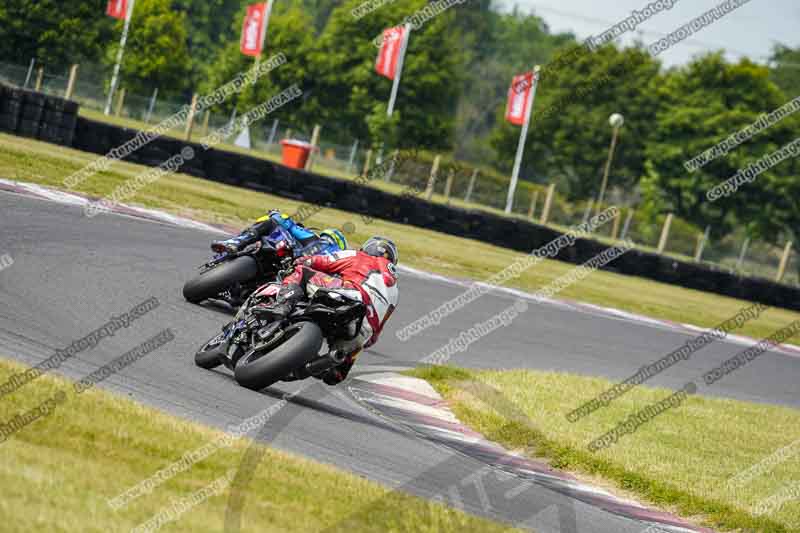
{"left": 234, "top": 322, "right": 323, "bottom": 390}
{"left": 195, "top": 332, "right": 228, "bottom": 369}
{"left": 183, "top": 255, "right": 259, "bottom": 304}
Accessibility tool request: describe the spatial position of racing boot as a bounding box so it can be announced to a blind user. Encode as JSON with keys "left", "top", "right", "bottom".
{"left": 211, "top": 231, "right": 256, "bottom": 255}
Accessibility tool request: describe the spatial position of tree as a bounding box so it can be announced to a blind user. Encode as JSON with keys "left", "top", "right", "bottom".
{"left": 488, "top": 44, "right": 664, "bottom": 199}
{"left": 769, "top": 43, "right": 800, "bottom": 98}
{"left": 107, "top": 0, "right": 193, "bottom": 98}
{"left": 640, "top": 53, "right": 800, "bottom": 243}
{"left": 0, "top": 0, "right": 114, "bottom": 68}
{"left": 305, "top": 0, "right": 465, "bottom": 149}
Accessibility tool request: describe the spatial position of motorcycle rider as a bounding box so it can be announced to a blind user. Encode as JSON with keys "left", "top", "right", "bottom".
{"left": 211, "top": 210, "right": 348, "bottom": 257}
{"left": 256, "top": 236, "right": 399, "bottom": 385}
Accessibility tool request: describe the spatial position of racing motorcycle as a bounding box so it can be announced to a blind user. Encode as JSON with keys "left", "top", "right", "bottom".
{"left": 193, "top": 275, "right": 366, "bottom": 390}
{"left": 182, "top": 225, "right": 300, "bottom": 306}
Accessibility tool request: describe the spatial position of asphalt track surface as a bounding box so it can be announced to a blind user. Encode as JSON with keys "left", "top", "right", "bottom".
{"left": 1, "top": 191, "right": 799, "bottom": 532}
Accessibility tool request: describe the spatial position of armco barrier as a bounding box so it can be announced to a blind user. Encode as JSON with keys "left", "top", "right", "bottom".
{"left": 2, "top": 85, "right": 800, "bottom": 312}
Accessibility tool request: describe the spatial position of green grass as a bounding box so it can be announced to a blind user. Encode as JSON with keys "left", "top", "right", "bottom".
{"left": 0, "top": 357, "right": 518, "bottom": 532}
{"left": 2, "top": 132, "right": 800, "bottom": 342}
{"left": 408, "top": 365, "right": 800, "bottom": 533}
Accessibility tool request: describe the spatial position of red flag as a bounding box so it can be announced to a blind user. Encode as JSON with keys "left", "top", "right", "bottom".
{"left": 375, "top": 26, "right": 408, "bottom": 80}
{"left": 240, "top": 3, "right": 269, "bottom": 57}
{"left": 505, "top": 72, "right": 536, "bottom": 126}
{"left": 106, "top": 0, "right": 128, "bottom": 19}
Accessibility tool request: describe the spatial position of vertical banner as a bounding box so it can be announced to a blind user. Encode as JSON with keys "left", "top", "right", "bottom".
{"left": 505, "top": 67, "right": 541, "bottom": 214}
{"left": 375, "top": 26, "right": 409, "bottom": 80}
{"left": 505, "top": 72, "right": 535, "bottom": 126}
{"left": 106, "top": 0, "right": 128, "bottom": 19}
{"left": 241, "top": 3, "right": 270, "bottom": 57}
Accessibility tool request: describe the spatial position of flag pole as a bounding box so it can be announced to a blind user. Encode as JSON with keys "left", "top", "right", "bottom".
{"left": 105, "top": 0, "right": 137, "bottom": 116}
{"left": 387, "top": 24, "right": 411, "bottom": 117}
{"left": 255, "top": 1, "right": 273, "bottom": 71}
{"left": 505, "top": 65, "right": 541, "bottom": 215}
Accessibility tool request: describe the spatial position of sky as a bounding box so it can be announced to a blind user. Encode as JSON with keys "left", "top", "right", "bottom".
{"left": 496, "top": 0, "right": 800, "bottom": 67}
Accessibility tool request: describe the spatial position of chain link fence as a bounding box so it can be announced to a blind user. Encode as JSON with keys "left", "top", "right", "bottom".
{"left": 1, "top": 59, "right": 797, "bottom": 287}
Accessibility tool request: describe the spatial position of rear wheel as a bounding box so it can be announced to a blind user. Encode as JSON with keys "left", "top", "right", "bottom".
{"left": 234, "top": 322, "right": 323, "bottom": 390}
{"left": 183, "top": 255, "right": 259, "bottom": 304}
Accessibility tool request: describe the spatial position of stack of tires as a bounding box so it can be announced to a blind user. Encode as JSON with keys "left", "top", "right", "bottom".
{"left": 0, "top": 83, "right": 78, "bottom": 147}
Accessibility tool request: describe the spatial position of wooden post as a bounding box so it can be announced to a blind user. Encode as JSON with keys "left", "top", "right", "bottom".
{"left": 527, "top": 191, "right": 539, "bottom": 220}
{"left": 694, "top": 226, "right": 710, "bottom": 262}
{"left": 736, "top": 237, "right": 750, "bottom": 271}
{"left": 444, "top": 168, "right": 455, "bottom": 204}
{"left": 657, "top": 213, "right": 673, "bottom": 254}
{"left": 581, "top": 200, "right": 594, "bottom": 224}
{"left": 267, "top": 119, "right": 279, "bottom": 145}
{"left": 115, "top": 88, "right": 126, "bottom": 117}
{"left": 306, "top": 124, "right": 321, "bottom": 170}
{"left": 35, "top": 67, "right": 44, "bottom": 91}
{"left": 385, "top": 149, "right": 400, "bottom": 182}
{"left": 776, "top": 241, "right": 793, "bottom": 282}
{"left": 464, "top": 169, "right": 478, "bottom": 203}
{"left": 611, "top": 211, "right": 621, "bottom": 240}
{"left": 184, "top": 93, "right": 199, "bottom": 141}
{"left": 425, "top": 155, "right": 441, "bottom": 201}
{"left": 621, "top": 209, "right": 635, "bottom": 240}
{"left": 361, "top": 149, "right": 372, "bottom": 178}
{"left": 346, "top": 139, "right": 359, "bottom": 175}
{"left": 539, "top": 183, "right": 556, "bottom": 225}
{"left": 65, "top": 64, "right": 79, "bottom": 100}
{"left": 285, "top": 128, "right": 292, "bottom": 140}
{"left": 201, "top": 110, "right": 210, "bottom": 137}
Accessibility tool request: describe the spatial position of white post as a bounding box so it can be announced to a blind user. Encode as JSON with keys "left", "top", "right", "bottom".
{"left": 105, "top": 0, "right": 137, "bottom": 116}
{"left": 144, "top": 87, "right": 158, "bottom": 124}
{"left": 505, "top": 66, "right": 541, "bottom": 214}
{"left": 464, "top": 169, "right": 478, "bottom": 203}
{"left": 695, "top": 226, "right": 710, "bottom": 262}
{"left": 347, "top": 139, "right": 359, "bottom": 174}
{"left": 267, "top": 118, "right": 279, "bottom": 145}
{"left": 23, "top": 58, "right": 35, "bottom": 89}
{"left": 387, "top": 24, "right": 411, "bottom": 117}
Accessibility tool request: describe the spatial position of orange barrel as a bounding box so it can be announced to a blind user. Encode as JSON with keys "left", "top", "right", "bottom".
{"left": 280, "top": 139, "right": 314, "bottom": 169}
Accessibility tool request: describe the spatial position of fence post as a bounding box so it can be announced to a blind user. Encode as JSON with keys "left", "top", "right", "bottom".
{"left": 23, "top": 58, "right": 35, "bottom": 89}
{"left": 444, "top": 168, "right": 454, "bottom": 204}
{"left": 528, "top": 190, "right": 539, "bottom": 220}
{"left": 306, "top": 124, "right": 321, "bottom": 170}
{"left": 611, "top": 211, "right": 621, "bottom": 240}
{"left": 361, "top": 149, "right": 372, "bottom": 178}
{"left": 385, "top": 149, "right": 400, "bottom": 182}
{"left": 581, "top": 200, "right": 594, "bottom": 224}
{"left": 776, "top": 241, "right": 793, "bottom": 282}
{"left": 285, "top": 127, "right": 292, "bottom": 140}
{"left": 115, "top": 88, "right": 126, "bottom": 117}
{"left": 657, "top": 213, "right": 673, "bottom": 254}
{"left": 621, "top": 209, "right": 635, "bottom": 240}
{"left": 267, "top": 119, "right": 279, "bottom": 145}
{"left": 144, "top": 88, "right": 158, "bottom": 124}
{"left": 184, "top": 93, "right": 199, "bottom": 141}
{"left": 425, "top": 155, "right": 441, "bottom": 201}
{"left": 65, "top": 64, "right": 79, "bottom": 100}
{"left": 201, "top": 110, "right": 210, "bottom": 137}
{"left": 736, "top": 237, "right": 750, "bottom": 271}
{"left": 347, "top": 139, "right": 359, "bottom": 175}
{"left": 464, "top": 169, "right": 478, "bottom": 203}
{"left": 694, "top": 226, "right": 710, "bottom": 262}
{"left": 539, "top": 183, "right": 555, "bottom": 225}
{"left": 35, "top": 66, "right": 44, "bottom": 91}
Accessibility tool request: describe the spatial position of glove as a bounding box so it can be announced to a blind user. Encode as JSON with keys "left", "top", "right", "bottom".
{"left": 294, "top": 256, "right": 311, "bottom": 267}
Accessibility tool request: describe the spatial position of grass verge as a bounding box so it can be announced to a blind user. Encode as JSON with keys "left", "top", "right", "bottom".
{"left": 407, "top": 365, "right": 800, "bottom": 533}
{"left": 2, "top": 132, "right": 800, "bottom": 342}
{"left": 0, "top": 357, "right": 517, "bottom": 532}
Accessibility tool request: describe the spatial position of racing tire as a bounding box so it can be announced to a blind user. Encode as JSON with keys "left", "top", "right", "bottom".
{"left": 234, "top": 322, "right": 323, "bottom": 391}
{"left": 195, "top": 332, "right": 228, "bottom": 369}
{"left": 183, "top": 255, "right": 258, "bottom": 304}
